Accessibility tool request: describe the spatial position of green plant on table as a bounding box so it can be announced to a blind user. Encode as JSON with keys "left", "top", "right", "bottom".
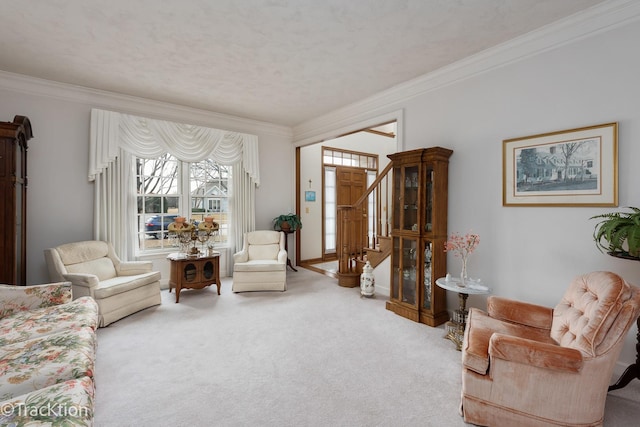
{"left": 273, "top": 213, "right": 302, "bottom": 231}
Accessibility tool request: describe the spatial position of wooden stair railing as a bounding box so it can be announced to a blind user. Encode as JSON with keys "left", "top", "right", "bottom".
{"left": 336, "top": 162, "right": 393, "bottom": 287}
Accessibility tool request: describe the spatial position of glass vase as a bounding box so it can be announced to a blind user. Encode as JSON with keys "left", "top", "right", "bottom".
{"left": 460, "top": 256, "right": 468, "bottom": 287}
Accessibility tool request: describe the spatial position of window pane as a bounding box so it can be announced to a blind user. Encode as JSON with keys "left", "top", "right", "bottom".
{"left": 137, "top": 155, "right": 233, "bottom": 253}
{"left": 143, "top": 197, "right": 159, "bottom": 213}
{"left": 322, "top": 148, "right": 377, "bottom": 169}
{"left": 323, "top": 151, "right": 333, "bottom": 164}
{"left": 165, "top": 196, "right": 179, "bottom": 212}
{"left": 324, "top": 166, "right": 336, "bottom": 253}
{"left": 189, "top": 159, "right": 231, "bottom": 245}
{"left": 136, "top": 155, "right": 181, "bottom": 252}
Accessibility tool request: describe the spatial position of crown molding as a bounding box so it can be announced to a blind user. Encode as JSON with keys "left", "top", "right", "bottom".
{"left": 293, "top": 0, "right": 640, "bottom": 143}
{"left": 0, "top": 70, "right": 293, "bottom": 139}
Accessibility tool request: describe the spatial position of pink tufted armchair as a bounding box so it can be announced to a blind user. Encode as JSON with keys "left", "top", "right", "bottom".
{"left": 460, "top": 271, "right": 640, "bottom": 427}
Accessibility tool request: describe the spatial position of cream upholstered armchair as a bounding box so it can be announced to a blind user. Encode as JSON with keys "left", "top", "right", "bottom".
{"left": 44, "top": 240, "right": 161, "bottom": 327}
{"left": 461, "top": 271, "right": 640, "bottom": 427}
{"left": 232, "top": 230, "right": 287, "bottom": 292}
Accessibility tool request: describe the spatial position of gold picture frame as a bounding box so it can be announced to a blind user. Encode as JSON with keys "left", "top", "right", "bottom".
{"left": 502, "top": 122, "right": 618, "bottom": 207}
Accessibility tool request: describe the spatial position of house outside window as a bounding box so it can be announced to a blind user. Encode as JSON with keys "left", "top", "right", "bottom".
{"left": 136, "top": 154, "right": 230, "bottom": 252}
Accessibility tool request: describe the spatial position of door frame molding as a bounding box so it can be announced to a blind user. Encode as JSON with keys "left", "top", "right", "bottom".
{"left": 294, "top": 110, "right": 404, "bottom": 266}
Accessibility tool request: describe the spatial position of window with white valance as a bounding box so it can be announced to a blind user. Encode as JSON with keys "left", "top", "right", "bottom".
{"left": 89, "top": 108, "right": 260, "bottom": 262}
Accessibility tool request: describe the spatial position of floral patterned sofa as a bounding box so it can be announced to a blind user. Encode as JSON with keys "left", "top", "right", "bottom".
{"left": 0, "top": 282, "right": 99, "bottom": 426}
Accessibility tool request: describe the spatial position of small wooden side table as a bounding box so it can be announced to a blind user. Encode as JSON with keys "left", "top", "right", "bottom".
{"left": 168, "top": 253, "right": 221, "bottom": 303}
{"left": 435, "top": 276, "right": 490, "bottom": 350}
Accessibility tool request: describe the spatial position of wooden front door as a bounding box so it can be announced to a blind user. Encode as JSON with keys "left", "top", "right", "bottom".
{"left": 336, "top": 166, "right": 367, "bottom": 253}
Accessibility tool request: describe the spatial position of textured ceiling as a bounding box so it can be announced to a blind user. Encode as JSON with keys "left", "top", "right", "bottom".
{"left": 0, "top": 0, "right": 606, "bottom": 127}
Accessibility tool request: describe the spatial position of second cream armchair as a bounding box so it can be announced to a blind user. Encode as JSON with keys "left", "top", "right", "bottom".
{"left": 232, "top": 230, "right": 287, "bottom": 292}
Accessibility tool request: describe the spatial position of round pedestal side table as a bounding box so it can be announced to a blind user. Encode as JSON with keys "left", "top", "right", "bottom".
{"left": 435, "top": 276, "right": 490, "bottom": 351}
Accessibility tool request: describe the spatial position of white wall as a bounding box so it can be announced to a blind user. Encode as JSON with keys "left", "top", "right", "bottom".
{"left": 400, "top": 20, "right": 640, "bottom": 307}
{"left": 0, "top": 75, "right": 293, "bottom": 284}
{"left": 294, "top": 19, "right": 640, "bottom": 365}
{"left": 298, "top": 130, "right": 396, "bottom": 261}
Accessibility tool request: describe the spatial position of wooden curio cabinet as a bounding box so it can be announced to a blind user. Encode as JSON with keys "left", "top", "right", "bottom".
{"left": 0, "top": 116, "right": 33, "bottom": 286}
{"left": 386, "top": 147, "right": 452, "bottom": 327}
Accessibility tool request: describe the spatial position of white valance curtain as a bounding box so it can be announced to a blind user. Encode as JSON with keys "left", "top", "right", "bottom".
{"left": 89, "top": 108, "right": 259, "bottom": 261}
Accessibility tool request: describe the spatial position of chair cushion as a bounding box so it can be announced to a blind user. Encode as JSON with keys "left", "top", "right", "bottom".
{"left": 53, "top": 241, "right": 118, "bottom": 281}
{"left": 247, "top": 244, "right": 280, "bottom": 261}
{"left": 65, "top": 258, "right": 117, "bottom": 281}
{"left": 93, "top": 271, "right": 161, "bottom": 299}
{"left": 233, "top": 260, "right": 286, "bottom": 272}
{"left": 0, "top": 328, "right": 95, "bottom": 400}
{"left": 0, "top": 297, "right": 99, "bottom": 346}
{"left": 463, "top": 307, "right": 556, "bottom": 375}
{"left": 245, "top": 231, "right": 282, "bottom": 261}
{"left": 551, "top": 271, "right": 632, "bottom": 356}
{"left": 246, "top": 231, "right": 282, "bottom": 245}
{"left": 0, "top": 283, "right": 72, "bottom": 320}
{"left": 54, "top": 241, "right": 109, "bottom": 265}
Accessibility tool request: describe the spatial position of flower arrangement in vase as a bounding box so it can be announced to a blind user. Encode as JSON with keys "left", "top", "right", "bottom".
{"left": 444, "top": 232, "right": 480, "bottom": 286}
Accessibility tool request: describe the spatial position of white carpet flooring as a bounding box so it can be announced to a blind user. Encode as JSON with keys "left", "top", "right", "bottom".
{"left": 94, "top": 268, "right": 640, "bottom": 426}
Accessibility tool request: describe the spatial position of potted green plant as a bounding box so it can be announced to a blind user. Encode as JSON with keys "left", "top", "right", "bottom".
{"left": 591, "top": 206, "right": 640, "bottom": 259}
{"left": 273, "top": 213, "right": 302, "bottom": 232}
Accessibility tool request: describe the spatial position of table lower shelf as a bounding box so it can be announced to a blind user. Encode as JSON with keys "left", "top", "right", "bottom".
{"left": 443, "top": 308, "right": 468, "bottom": 351}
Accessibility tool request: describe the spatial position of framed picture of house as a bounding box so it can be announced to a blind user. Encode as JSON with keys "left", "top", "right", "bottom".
{"left": 502, "top": 122, "right": 618, "bottom": 207}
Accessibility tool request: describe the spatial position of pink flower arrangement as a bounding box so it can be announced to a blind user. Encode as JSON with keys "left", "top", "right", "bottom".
{"left": 444, "top": 232, "right": 480, "bottom": 259}
{"left": 445, "top": 232, "right": 480, "bottom": 283}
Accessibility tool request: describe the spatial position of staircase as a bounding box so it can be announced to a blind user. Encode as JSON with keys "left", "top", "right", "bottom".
{"left": 336, "top": 162, "right": 393, "bottom": 287}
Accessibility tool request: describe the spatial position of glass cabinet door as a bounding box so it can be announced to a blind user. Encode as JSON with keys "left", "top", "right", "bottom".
{"left": 403, "top": 166, "right": 419, "bottom": 231}
{"left": 425, "top": 168, "right": 433, "bottom": 233}
{"left": 393, "top": 237, "right": 417, "bottom": 306}
{"left": 393, "top": 164, "right": 420, "bottom": 232}
{"left": 423, "top": 240, "right": 433, "bottom": 310}
{"left": 391, "top": 237, "right": 400, "bottom": 300}
{"left": 392, "top": 166, "right": 401, "bottom": 230}
{"left": 402, "top": 238, "right": 418, "bottom": 305}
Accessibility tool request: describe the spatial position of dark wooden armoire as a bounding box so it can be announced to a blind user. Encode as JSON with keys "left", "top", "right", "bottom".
{"left": 0, "top": 116, "right": 33, "bottom": 285}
